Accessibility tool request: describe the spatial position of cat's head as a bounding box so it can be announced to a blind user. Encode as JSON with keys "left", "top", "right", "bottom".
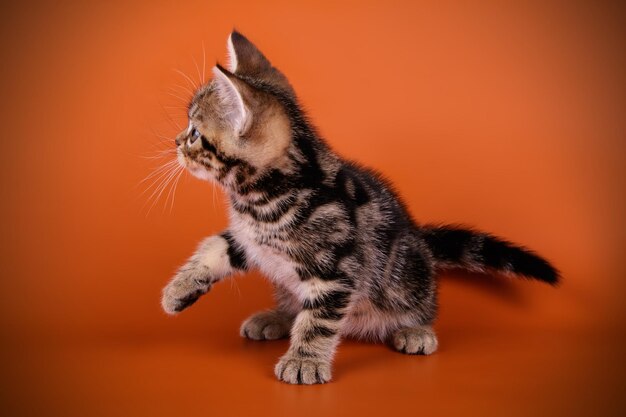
{"left": 175, "top": 31, "right": 296, "bottom": 191}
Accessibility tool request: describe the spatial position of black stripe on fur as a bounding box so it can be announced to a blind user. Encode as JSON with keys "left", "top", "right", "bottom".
{"left": 221, "top": 231, "right": 248, "bottom": 271}
{"left": 302, "top": 325, "right": 337, "bottom": 343}
{"left": 302, "top": 290, "right": 351, "bottom": 311}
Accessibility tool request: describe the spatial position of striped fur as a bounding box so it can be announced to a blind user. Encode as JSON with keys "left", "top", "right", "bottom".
{"left": 161, "top": 31, "right": 560, "bottom": 384}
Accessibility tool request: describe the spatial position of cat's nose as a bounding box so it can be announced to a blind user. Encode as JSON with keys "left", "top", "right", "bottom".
{"left": 175, "top": 133, "right": 185, "bottom": 147}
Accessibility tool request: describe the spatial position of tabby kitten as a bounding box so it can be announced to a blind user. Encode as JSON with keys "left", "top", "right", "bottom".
{"left": 161, "top": 31, "right": 559, "bottom": 385}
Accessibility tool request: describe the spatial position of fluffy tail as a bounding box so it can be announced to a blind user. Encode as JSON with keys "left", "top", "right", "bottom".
{"left": 420, "top": 225, "right": 559, "bottom": 285}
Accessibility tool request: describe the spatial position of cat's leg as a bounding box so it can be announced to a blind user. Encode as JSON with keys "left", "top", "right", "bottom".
{"left": 161, "top": 232, "right": 247, "bottom": 314}
{"left": 274, "top": 281, "right": 352, "bottom": 385}
{"left": 391, "top": 325, "right": 438, "bottom": 355}
{"left": 240, "top": 285, "right": 298, "bottom": 341}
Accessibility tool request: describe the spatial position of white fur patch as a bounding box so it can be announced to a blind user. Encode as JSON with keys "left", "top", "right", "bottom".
{"left": 197, "top": 235, "right": 233, "bottom": 280}
{"left": 227, "top": 33, "right": 238, "bottom": 73}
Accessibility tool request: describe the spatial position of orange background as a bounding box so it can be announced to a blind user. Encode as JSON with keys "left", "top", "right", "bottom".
{"left": 1, "top": 1, "right": 624, "bottom": 416}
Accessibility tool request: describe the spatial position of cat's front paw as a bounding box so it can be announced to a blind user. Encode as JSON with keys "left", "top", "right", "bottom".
{"left": 161, "top": 271, "right": 211, "bottom": 315}
{"left": 240, "top": 310, "right": 293, "bottom": 341}
{"left": 274, "top": 354, "right": 332, "bottom": 385}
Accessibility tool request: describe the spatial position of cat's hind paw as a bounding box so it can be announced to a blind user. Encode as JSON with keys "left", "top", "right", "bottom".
{"left": 391, "top": 326, "right": 438, "bottom": 355}
{"left": 240, "top": 310, "right": 293, "bottom": 341}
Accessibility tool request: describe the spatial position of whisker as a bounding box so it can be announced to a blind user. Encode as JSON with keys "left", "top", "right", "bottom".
{"left": 140, "top": 158, "right": 179, "bottom": 190}
{"left": 145, "top": 139, "right": 176, "bottom": 157}
{"left": 149, "top": 128, "right": 176, "bottom": 144}
{"left": 166, "top": 168, "right": 185, "bottom": 213}
{"left": 149, "top": 140, "right": 175, "bottom": 149}
{"left": 140, "top": 152, "right": 176, "bottom": 160}
{"left": 149, "top": 140, "right": 175, "bottom": 151}
{"left": 171, "top": 83, "right": 194, "bottom": 96}
{"left": 174, "top": 68, "right": 198, "bottom": 91}
{"left": 152, "top": 133, "right": 172, "bottom": 142}
{"left": 138, "top": 159, "right": 179, "bottom": 186}
{"left": 163, "top": 105, "right": 189, "bottom": 111}
{"left": 192, "top": 54, "right": 203, "bottom": 87}
{"left": 139, "top": 163, "right": 179, "bottom": 198}
{"left": 165, "top": 90, "right": 190, "bottom": 104}
{"left": 145, "top": 165, "right": 183, "bottom": 216}
{"left": 146, "top": 143, "right": 175, "bottom": 157}
{"left": 138, "top": 141, "right": 177, "bottom": 158}
{"left": 202, "top": 41, "right": 206, "bottom": 83}
{"left": 148, "top": 142, "right": 176, "bottom": 153}
{"left": 159, "top": 103, "right": 183, "bottom": 130}
{"left": 152, "top": 165, "right": 184, "bottom": 214}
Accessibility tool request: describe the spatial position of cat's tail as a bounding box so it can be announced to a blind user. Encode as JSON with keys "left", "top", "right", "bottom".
{"left": 419, "top": 225, "right": 559, "bottom": 285}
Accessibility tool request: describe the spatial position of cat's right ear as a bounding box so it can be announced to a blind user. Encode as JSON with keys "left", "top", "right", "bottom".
{"left": 212, "top": 65, "right": 251, "bottom": 136}
{"left": 226, "top": 30, "right": 294, "bottom": 95}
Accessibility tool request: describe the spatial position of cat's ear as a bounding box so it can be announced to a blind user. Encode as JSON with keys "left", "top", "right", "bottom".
{"left": 226, "top": 30, "right": 294, "bottom": 95}
{"left": 212, "top": 64, "right": 251, "bottom": 135}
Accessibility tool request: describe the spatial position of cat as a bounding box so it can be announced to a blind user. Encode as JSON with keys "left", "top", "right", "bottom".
{"left": 160, "top": 30, "right": 559, "bottom": 385}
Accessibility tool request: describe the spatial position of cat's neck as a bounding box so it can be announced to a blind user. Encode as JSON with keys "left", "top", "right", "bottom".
{"left": 227, "top": 132, "right": 340, "bottom": 203}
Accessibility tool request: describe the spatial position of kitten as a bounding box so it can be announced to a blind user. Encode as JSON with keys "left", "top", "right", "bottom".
{"left": 161, "top": 31, "right": 559, "bottom": 385}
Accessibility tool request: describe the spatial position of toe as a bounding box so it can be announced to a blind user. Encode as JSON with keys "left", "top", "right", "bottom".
{"left": 404, "top": 332, "right": 422, "bottom": 354}
{"left": 421, "top": 332, "right": 438, "bottom": 355}
{"left": 392, "top": 332, "right": 407, "bottom": 352}
{"left": 279, "top": 359, "right": 299, "bottom": 384}
{"left": 315, "top": 362, "right": 331, "bottom": 383}
{"left": 262, "top": 324, "right": 283, "bottom": 340}
{"left": 391, "top": 327, "right": 438, "bottom": 355}
{"left": 300, "top": 360, "right": 318, "bottom": 385}
{"left": 275, "top": 356, "right": 331, "bottom": 385}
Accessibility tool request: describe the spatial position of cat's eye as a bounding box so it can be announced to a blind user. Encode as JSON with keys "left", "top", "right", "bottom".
{"left": 188, "top": 128, "right": 202, "bottom": 145}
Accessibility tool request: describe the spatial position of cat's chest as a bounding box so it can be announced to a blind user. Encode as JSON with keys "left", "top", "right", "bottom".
{"left": 230, "top": 215, "right": 302, "bottom": 292}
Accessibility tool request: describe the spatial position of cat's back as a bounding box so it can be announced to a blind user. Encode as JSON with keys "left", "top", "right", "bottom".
{"left": 337, "top": 160, "right": 416, "bottom": 232}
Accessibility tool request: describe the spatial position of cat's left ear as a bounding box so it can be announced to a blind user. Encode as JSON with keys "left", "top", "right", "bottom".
{"left": 212, "top": 64, "right": 252, "bottom": 136}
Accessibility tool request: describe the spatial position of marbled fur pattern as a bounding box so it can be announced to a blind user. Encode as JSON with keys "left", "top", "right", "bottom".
{"left": 160, "top": 31, "right": 560, "bottom": 384}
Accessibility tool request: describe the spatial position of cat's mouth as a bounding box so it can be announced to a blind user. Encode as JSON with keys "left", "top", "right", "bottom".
{"left": 178, "top": 149, "right": 215, "bottom": 182}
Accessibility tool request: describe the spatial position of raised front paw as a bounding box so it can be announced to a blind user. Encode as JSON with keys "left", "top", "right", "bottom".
{"left": 161, "top": 269, "right": 212, "bottom": 315}
{"left": 240, "top": 310, "right": 293, "bottom": 341}
{"left": 274, "top": 354, "right": 332, "bottom": 385}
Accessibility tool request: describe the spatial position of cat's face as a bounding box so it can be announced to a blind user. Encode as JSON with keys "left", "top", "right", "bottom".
{"left": 175, "top": 32, "right": 295, "bottom": 190}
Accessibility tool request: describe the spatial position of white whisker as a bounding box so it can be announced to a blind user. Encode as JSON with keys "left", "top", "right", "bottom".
{"left": 165, "top": 90, "right": 190, "bottom": 104}
{"left": 140, "top": 152, "right": 176, "bottom": 160}
{"left": 164, "top": 105, "right": 189, "bottom": 111}
{"left": 149, "top": 129, "right": 176, "bottom": 144}
{"left": 192, "top": 54, "right": 203, "bottom": 87}
{"left": 202, "top": 41, "right": 206, "bottom": 83}
{"left": 174, "top": 68, "right": 198, "bottom": 91}
{"left": 138, "top": 159, "right": 179, "bottom": 186}
{"left": 171, "top": 83, "right": 194, "bottom": 96}
{"left": 166, "top": 168, "right": 185, "bottom": 213}
{"left": 140, "top": 163, "right": 179, "bottom": 199}
{"left": 145, "top": 165, "right": 183, "bottom": 216}
{"left": 159, "top": 103, "right": 182, "bottom": 130}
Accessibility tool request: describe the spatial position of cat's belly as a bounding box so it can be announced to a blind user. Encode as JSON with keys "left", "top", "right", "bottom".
{"left": 231, "top": 221, "right": 420, "bottom": 340}
{"left": 341, "top": 297, "right": 420, "bottom": 341}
